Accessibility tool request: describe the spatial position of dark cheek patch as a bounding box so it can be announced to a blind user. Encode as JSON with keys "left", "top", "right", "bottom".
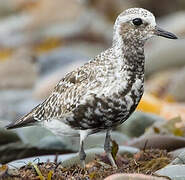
{"left": 120, "top": 23, "right": 131, "bottom": 35}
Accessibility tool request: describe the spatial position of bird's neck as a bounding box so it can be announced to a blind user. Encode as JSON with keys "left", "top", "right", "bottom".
{"left": 112, "top": 36, "right": 145, "bottom": 77}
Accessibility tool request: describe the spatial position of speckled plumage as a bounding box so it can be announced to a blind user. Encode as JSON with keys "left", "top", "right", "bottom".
{"left": 7, "top": 8, "right": 178, "bottom": 167}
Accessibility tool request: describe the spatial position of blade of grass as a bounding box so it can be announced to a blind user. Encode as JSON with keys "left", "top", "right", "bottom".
{"left": 47, "top": 171, "right": 53, "bottom": 180}
{"left": 32, "top": 163, "right": 45, "bottom": 180}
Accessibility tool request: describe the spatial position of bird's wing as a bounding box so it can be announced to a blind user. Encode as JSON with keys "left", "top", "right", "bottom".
{"left": 6, "top": 59, "right": 101, "bottom": 129}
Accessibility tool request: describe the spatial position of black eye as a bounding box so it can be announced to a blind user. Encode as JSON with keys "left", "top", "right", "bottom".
{"left": 132, "top": 18, "right": 143, "bottom": 26}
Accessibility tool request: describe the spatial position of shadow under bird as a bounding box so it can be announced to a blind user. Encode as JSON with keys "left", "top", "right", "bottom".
{"left": 6, "top": 8, "right": 178, "bottom": 168}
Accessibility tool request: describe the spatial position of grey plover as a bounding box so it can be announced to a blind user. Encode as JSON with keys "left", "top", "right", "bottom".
{"left": 6, "top": 8, "right": 177, "bottom": 167}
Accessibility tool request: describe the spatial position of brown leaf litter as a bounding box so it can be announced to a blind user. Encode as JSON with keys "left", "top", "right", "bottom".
{"left": 0, "top": 149, "right": 172, "bottom": 180}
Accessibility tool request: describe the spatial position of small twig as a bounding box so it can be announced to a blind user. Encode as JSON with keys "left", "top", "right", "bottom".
{"left": 143, "top": 139, "right": 148, "bottom": 152}
{"left": 33, "top": 158, "right": 40, "bottom": 164}
{"left": 54, "top": 153, "right": 58, "bottom": 164}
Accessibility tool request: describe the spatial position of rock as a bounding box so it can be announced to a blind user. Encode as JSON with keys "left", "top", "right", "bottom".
{"left": 38, "top": 47, "right": 88, "bottom": 77}
{"left": 143, "top": 116, "right": 185, "bottom": 137}
{"left": 169, "top": 149, "right": 185, "bottom": 165}
{"left": 84, "top": 132, "right": 129, "bottom": 149}
{"left": 167, "top": 67, "right": 185, "bottom": 102}
{"left": 145, "top": 67, "right": 185, "bottom": 102}
{"left": 20, "top": 128, "right": 129, "bottom": 152}
{"left": 87, "top": 0, "right": 137, "bottom": 22}
{"left": 15, "top": 126, "right": 79, "bottom": 152}
{"left": 0, "top": 49, "right": 38, "bottom": 89}
{"left": 0, "top": 142, "right": 74, "bottom": 164}
{"left": 156, "top": 165, "right": 185, "bottom": 180}
{"left": 36, "top": 136, "right": 66, "bottom": 150}
{"left": 15, "top": 126, "right": 54, "bottom": 146}
{"left": 128, "top": 135, "right": 185, "bottom": 151}
{"left": 169, "top": 147, "right": 185, "bottom": 159}
{"left": 104, "top": 173, "right": 168, "bottom": 180}
{"left": 0, "top": 90, "right": 38, "bottom": 123}
{"left": 0, "top": 128, "right": 21, "bottom": 145}
{"left": 145, "top": 12, "right": 185, "bottom": 76}
{"left": 117, "top": 111, "right": 164, "bottom": 137}
{"left": 7, "top": 145, "right": 138, "bottom": 168}
{"left": 34, "top": 58, "right": 86, "bottom": 100}
{"left": 137, "top": 0, "right": 185, "bottom": 17}
{"left": 27, "top": 0, "right": 84, "bottom": 31}
{"left": 61, "top": 146, "right": 139, "bottom": 167}
{"left": 8, "top": 153, "right": 76, "bottom": 169}
{"left": 160, "top": 103, "right": 185, "bottom": 121}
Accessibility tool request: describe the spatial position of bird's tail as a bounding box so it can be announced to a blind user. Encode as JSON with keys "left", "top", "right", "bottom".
{"left": 6, "top": 109, "right": 37, "bottom": 130}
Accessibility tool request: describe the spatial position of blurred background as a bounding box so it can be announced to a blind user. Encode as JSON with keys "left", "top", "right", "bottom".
{"left": 0, "top": 0, "right": 185, "bottom": 165}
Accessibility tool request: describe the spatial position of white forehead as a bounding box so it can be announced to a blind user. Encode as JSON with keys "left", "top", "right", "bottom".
{"left": 117, "top": 8, "right": 156, "bottom": 27}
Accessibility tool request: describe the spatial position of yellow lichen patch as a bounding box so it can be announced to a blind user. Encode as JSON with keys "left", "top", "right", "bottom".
{"left": 0, "top": 48, "right": 13, "bottom": 61}
{"left": 34, "top": 37, "right": 62, "bottom": 54}
{"left": 163, "top": 94, "right": 176, "bottom": 103}
{"left": 137, "top": 93, "right": 163, "bottom": 115}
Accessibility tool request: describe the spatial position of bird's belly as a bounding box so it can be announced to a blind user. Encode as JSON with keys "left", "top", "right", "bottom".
{"left": 42, "top": 119, "right": 80, "bottom": 136}
{"left": 66, "top": 79, "right": 144, "bottom": 130}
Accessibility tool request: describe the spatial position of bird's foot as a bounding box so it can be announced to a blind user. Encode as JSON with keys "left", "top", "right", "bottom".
{"left": 107, "top": 152, "right": 118, "bottom": 169}
{"left": 80, "top": 160, "right": 86, "bottom": 169}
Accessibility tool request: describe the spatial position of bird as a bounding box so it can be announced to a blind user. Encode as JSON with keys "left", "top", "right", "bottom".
{"left": 6, "top": 8, "right": 178, "bottom": 168}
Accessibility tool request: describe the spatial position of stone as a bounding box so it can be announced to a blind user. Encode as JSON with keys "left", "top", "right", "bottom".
{"left": 156, "top": 165, "right": 185, "bottom": 180}
{"left": 143, "top": 116, "right": 184, "bottom": 137}
{"left": 0, "top": 90, "right": 38, "bottom": 123}
{"left": 145, "top": 12, "right": 185, "bottom": 75}
{"left": 104, "top": 173, "right": 168, "bottom": 180}
{"left": 0, "top": 49, "right": 38, "bottom": 89}
{"left": 61, "top": 146, "right": 139, "bottom": 168}
{"left": 170, "top": 149, "right": 185, "bottom": 165}
{"left": 117, "top": 111, "right": 164, "bottom": 137}
{"left": 0, "top": 128, "right": 21, "bottom": 145}
{"left": 0, "top": 142, "right": 74, "bottom": 164}
{"left": 167, "top": 67, "right": 185, "bottom": 102}
{"left": 128, "top": 135, "right": 185, "bottom": 151}
{"left": 34, "top": 58, "right": 86, "bottom": 100}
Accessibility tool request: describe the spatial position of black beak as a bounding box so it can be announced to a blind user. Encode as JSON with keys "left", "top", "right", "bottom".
{"left": 155, "top": 26, "right": 178, "bottom": 39}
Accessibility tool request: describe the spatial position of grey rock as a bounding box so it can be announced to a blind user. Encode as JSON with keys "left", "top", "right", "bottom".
{"left": 15, "top": 126, "right": 54, "bottom": 146}
{"left": 38, "top": 47, "right": 88, "bottom": 77}
{"left": 156, "top": 165, "right": 185, "bottom": 180}
{"left": 84, "top": 131, "right": 129, "bottom": 149}
{"left": 143, "top": 116, "right": 183, "bottom": 137}
{"left": 8, "top": 153, "right": 76, "bottom": 169}
{"left": 15, "top": 126, "right": 79, "bottom": 152}
{"left": 0, "top": 142, "right": 74, "bottom": 164}
{"left": 170, "top": 148, "right": 185, "bottom": 165}
{"left": 0, "top": 128, "right": 21, "bottom": 145}
{"left": 7, "top": 145, "right": 139, "bottom": 168}
{"left": 0, "top": 49, "right": 38, "bottom": 89}
{"left": 117, "top": 111, "right": 164, "bottom": 137}
{"left": 34, "top": 58, "right": 87, "bottom": 100}
{"left": 167, "top": 67, "right": 185, "bottom": 101}
{"left": 0, "top": 90, "right": 38, "bottom": 123}
{"left": 128, "top": 135, "right": 185, "bottom": 151}
{"left": 61, "top": 145, "right": 139, "bottom": 167}
{"left": 104, "top": 173, "right": 168, "bottom": 180}
{"left": 36, "top": 135, "right": 66, "bottom": 150}
{"left": 145, "top": 12, "right": 185, "bottom": 75}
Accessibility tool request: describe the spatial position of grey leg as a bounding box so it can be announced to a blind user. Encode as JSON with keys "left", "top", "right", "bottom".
{"left": 104, "top": 130, "right": 117, "bottom": 168}
{"left": 79, "top": 130, "right": 88, "bottom": 168}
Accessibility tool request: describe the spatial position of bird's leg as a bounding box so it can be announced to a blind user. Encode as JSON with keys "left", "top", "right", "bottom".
{"left": 79, "top": 131, "right": 87, "bottom": 168}
{"left": 104, "top": 130, "right": 117, "bottom": 168}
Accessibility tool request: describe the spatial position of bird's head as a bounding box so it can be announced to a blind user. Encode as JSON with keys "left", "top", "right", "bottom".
{"left": 113, "top": 8, "right": 178, "bottom": 45}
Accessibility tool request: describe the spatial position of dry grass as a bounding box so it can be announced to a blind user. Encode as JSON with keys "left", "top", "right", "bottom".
{"left": 0, "top": 149, "right": 171, "bottom": 180}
